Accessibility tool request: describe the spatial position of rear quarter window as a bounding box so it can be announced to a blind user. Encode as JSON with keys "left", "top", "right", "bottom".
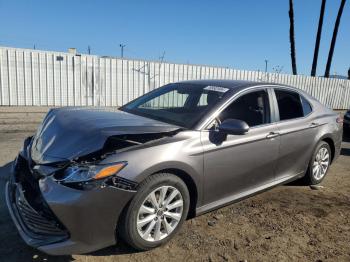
{"left": 301, "top": 95, "right": 313, "bottom": 116}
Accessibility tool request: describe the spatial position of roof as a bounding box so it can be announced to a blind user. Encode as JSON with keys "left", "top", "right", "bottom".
{"left": 178, "top": 79, "right": 274, "bottom": 89}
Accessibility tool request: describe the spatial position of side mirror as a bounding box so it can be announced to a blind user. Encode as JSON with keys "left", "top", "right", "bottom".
{"left": 218, "top": 119, "right": 249, "bottom": 135}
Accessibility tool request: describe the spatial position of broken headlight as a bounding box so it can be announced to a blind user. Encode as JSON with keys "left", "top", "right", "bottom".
{"left": 55, "top": 162, "right": 127, "bottom": 184}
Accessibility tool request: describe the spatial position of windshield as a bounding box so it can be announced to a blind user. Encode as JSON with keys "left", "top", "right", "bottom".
{"left": 120, "top": 83, "right": 231, "bottom": 129}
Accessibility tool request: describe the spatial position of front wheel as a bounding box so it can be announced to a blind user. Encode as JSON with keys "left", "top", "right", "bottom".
{"left": 306, "top": 141, "right": 331, "bottom": 185}
{"left": 119, "top": 173, "right": 190, "bottom": 250}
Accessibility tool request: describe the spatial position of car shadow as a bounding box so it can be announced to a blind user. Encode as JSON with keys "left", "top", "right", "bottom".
{"left": 284, "top": 178, "right": 306, "bottom": 187}
{"left": 86, "top": 241, "right": 139, "bottom": 257}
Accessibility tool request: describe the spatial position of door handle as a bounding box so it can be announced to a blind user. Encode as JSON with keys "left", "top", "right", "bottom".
{"left": 266, "top": 132, "right": 280, "bottom": 139}
{"left": 310, "top": 122, "right": 319, "bottom": 128}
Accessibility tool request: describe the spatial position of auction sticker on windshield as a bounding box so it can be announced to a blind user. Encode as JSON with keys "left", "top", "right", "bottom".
{"left": 204, "top": 86, "right": 229, "bottom": 93}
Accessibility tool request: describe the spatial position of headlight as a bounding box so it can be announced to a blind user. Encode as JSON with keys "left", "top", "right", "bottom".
{"left": 55, "top": 162, "right": 127, "bottom": 184}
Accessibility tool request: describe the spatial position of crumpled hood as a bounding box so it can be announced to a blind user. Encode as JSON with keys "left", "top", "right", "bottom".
{"left": 30, "top": 107, "right": 180, "bottom": 164}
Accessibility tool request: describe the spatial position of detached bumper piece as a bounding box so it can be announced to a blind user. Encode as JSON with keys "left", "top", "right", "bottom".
{"left": 5, "top": 156, "right": 69, "bottom": 248}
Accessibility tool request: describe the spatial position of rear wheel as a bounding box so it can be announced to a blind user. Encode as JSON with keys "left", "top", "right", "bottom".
{"left": 119, "top": 173, "right": 190, "bottom": 250}
{"left": 305, "top": 141, "right": 331, "bottom": 185}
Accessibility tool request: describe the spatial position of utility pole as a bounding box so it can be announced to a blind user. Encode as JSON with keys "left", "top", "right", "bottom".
{"left": 120, "top": 44, "right": 126, "bottom": 58}
{"left": 88, "top": 45, "right": 91, "bottom": 55}
{"left": 264, "top": 59, "right": 268, "bottom": 73}
{"left": 159, "top": 51, "right": 166, "bottom": 63}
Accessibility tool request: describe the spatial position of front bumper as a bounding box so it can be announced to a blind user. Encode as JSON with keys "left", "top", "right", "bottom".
{"left": 5, "top": 155, "right": 137, "bottom": 255}
{"left": 5, "top": 181, "right": 69, "bottom": 247}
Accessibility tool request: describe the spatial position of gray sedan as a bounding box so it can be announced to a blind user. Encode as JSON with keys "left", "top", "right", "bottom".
{"left": 6, "top": 80, "right": 343, "bottom": 255}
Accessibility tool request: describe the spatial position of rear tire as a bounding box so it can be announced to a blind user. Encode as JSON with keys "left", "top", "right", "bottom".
{"left": 119, "top": 173, "right": 190, "bottom": 251}
{"left": 304, "top": 141, "right": 331, "bottom": 185}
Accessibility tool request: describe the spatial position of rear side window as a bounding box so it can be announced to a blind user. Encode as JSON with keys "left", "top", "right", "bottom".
{"left": 301, "top": 95, "right": 312, "bottom": 116}
{"left": 275, "top": 90, "right": 303, "bottom": 120}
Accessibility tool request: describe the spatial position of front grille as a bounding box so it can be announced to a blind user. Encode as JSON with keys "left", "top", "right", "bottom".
{"left": 15, "top": 184, "right": 67, "bottom": 236}
{"left": 11, "top": 155, "right": 68, "bottom": 238}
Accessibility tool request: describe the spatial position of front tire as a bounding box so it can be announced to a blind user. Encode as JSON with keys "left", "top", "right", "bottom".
{"left": 119, "top": 173, "right": 190, "bottom": 250}
{"left": 305, "top": 141, "right": 331, "bottom": 185}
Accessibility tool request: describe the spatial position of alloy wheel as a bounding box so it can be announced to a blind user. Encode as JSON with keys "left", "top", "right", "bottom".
{"left": 136, "top": 186, "right": 184, "bottom": 242}
{"left": 312, "top": 147, "right": 330, "bottom": 180}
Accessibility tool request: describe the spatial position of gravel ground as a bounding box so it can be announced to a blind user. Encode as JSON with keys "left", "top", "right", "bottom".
{"left": 0, "top": 107, "right": 349, "bottom": 262}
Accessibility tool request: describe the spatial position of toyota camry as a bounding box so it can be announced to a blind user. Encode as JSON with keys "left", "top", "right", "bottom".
{"left": 5, "top": 80, "right": 342, "bottom": 255}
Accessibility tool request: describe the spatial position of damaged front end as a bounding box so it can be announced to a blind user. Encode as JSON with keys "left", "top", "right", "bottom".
{"left": 40, "top": 130, "right": 180, "bottom": 191}
{"left": 5, "top": 136, "right": 140, "bottom": 255}
{"left": 74, "top": 131, "right": 181, "bottom": 163}
{"left": 30, "top": 107, "right": 182, "bottom": 164}
{"left": 6, "top": 153, "right": 70, "bottom": 248}
{"left": 6, "top": 107, "right": 183, "bottom": 255}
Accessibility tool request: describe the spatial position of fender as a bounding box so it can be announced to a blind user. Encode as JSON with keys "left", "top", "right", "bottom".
{"left": 136, "top": 160, "right": 203, "bottom": 207}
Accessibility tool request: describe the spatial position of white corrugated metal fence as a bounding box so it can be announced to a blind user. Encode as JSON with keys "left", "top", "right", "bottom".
{"left": 1, "top": 46, "right": 349, "bottom": 109}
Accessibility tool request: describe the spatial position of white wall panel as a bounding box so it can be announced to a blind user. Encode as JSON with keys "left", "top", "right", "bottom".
{"left": 0, "top": 46, "right": 349, "bottom": 109}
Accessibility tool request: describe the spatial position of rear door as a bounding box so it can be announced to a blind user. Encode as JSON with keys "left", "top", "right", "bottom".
{"left": 272, "top": 88, "right": 318, "bottom": 180}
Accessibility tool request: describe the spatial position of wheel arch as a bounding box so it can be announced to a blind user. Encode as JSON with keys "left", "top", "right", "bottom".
{"left": 319, "top": 135, "right": 335, "bottom": 163}
{"left": 152, "top": 168, "right": 198, "bottom": 219}
{"left": 132, "top": 160, "right": 202, "bottom": 219}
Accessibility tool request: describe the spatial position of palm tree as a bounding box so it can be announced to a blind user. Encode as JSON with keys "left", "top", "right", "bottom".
{"left": 289, "top": 0, "right": 297, "bottom": 75}
{"left": 311, "top": 0, "right": 326, "bottom": 77}
{"left": 324, "top": 0, "right": 347, "bottom": 78}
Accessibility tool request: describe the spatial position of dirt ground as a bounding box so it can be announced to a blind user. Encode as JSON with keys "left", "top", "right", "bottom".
{"left": 0, "top": 107, "right": 349, "bottom": 262}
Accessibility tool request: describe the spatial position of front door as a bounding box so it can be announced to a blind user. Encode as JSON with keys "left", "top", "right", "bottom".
{"left": 201, "top": 89, "right": 280, "bottom": 207}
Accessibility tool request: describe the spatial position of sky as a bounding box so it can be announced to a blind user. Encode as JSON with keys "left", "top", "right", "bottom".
{"left": 0, "top": 0, "right": 349, "bottom": 76}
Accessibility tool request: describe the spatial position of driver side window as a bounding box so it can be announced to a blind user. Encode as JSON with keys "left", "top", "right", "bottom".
{"left": 219, "top": 90, "right": 271, "bottom": 127}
